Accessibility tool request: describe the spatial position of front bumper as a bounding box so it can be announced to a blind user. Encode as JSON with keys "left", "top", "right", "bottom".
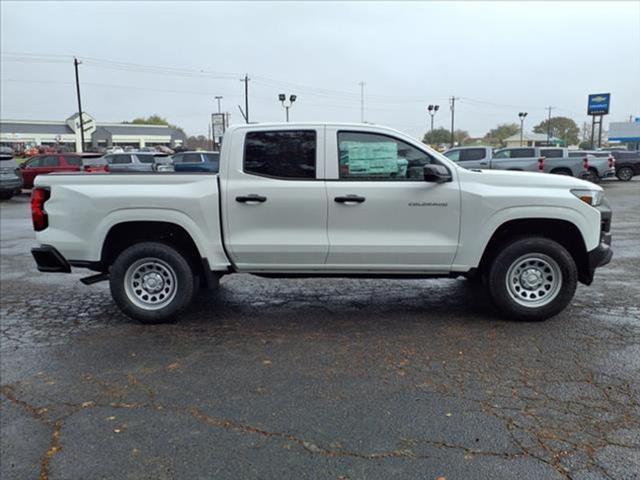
{"left": 581, "top": 201, "right": 613, "bottom": 285}
{"left": 31, "top": 245, "right": 71, "bottom": 273}
{"left": 0, "top": 177, "right": 22, "bottom": 192}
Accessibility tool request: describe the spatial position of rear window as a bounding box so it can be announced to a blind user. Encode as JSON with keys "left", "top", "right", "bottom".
{"left": 244, "top": 130, "right": 316, "bottom": 179}
{"left": 568, "top": 152, "right": 583, "bottom": 158}
{"left": 181, "top": 153, "right": 203, "bottom": 163}
{"left": 459, "top": 148, "right": 486, "bottom": 161}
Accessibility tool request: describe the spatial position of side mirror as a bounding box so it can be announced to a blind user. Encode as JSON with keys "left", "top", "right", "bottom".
{"left": 423, "top": 164, "right": 452, "bottom": 183}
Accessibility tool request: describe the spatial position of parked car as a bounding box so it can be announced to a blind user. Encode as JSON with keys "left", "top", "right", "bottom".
{"left": 87, "top": 152, "right": 171, "bottom": 173}
{"left": 443, "top": 146, "right": 614, "bottom": 182}
{"left": 610, "top": 150, "right": 640, "bottom": 181}
{"left": 19, "top": 153, "right": 102, "bottom": 188}
{"left": 0, "top": 148, "right": 23, "bottom": 200}
{"left": 171, "top": 151, "right": 220, "bottom": 172}
{"left": 31, "top": 123, "right": 612, "bottom": 324}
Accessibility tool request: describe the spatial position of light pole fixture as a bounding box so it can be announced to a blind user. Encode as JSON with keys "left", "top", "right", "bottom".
{"left": 214, "top": 96, "right": 223, "bottom": 113}
{"left": 279, "top": 94, "right": 296, "bottom": 122}
{"left": 427, "top": 105, "right": 440, "bottom": 136}
{"left": 518, "top": 112, "right": 528, "bottom": 146}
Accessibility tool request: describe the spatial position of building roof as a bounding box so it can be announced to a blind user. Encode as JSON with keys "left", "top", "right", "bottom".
{"left": 504, "top": 132, "right": 561, "bottom": 142}
{"left": 98, "top": 125, "right": 174, "bottom": 136}
{"left": 0, "top": 122, "right": 74, "bottom": 135}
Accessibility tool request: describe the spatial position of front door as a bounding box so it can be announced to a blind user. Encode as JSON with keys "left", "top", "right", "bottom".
{"left": 222, "top": 127, "right": 329, "bottom": 271}
{"left": 324, "top": 128, "right": 460, "bottom": 272}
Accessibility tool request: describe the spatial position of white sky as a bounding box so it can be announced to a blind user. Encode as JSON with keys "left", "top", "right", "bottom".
{"left": 1, "top": 1, "right": 639, "bottom": 139}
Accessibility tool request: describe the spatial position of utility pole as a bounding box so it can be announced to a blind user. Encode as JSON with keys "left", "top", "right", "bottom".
{"left": 358, "top": 81, "right": 366, "bottom": 123}
{"left": 449, "top": 96, "right": 457, "bottom": 148}
{"left": 241, "top": 75, "right": 250, "bottom": 123}
{"left": 73, "top": 57, "right": 85, "bottom": 152}
{"left": 546, "top": 106, "right": 553, "bottom": 145}
{"left": 214, "top": 95, "right": 223, "bottom": 113}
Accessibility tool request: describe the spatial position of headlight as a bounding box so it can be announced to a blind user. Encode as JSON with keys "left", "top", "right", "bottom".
{"left": 571, "top": 189, "right": 603, "bottom": 207}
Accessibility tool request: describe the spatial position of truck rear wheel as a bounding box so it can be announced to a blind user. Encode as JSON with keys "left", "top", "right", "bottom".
{"left": 109, "top": 242, "right": 195, "bottom": 324}
{"left": 616, "top": 167, "right": 633, "bottom": 181}
{"left": 487, "top": 237, "right": 577, "bottom": 321}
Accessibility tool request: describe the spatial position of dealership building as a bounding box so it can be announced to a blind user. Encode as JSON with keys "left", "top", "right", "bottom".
{"left": 0, "top": 112, "right": 186, "bottom": 151}
{"left": 608, "top": 119, "right": 640, "bottom": 148}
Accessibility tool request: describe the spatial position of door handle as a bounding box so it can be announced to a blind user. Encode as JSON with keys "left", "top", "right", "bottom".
{"left": 479, "top": 162, "right": 488, "bottom": 166}
{"left": 236, "top": 194, "right": 267, "bottom": 204}
{"left": 334, "top": 195, "right": 366, "bottom": 204}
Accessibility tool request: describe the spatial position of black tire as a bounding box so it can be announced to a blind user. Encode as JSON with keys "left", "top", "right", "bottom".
{"left": 586, "top": 168, "right": 601, "bottom": 184}
{"left": 109, "top": 242, "right": 195, "bottom": 324}
{"left": 487, "top": 237, "right": 577, "bottom": 321}
{"left": 616, "top": 167, "right": 633, "bottom": 182}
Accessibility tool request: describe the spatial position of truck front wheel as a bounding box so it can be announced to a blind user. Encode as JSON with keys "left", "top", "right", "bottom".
{"left": 110, "top": 242, "right": 195, "bottom": 324}
{"left": 487, "top": 237, "right": 577, "bottom": 321}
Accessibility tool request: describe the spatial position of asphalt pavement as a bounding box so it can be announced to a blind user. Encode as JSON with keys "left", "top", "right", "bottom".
{"left": 1, "top": 179, "right": 639, "bottom": 480}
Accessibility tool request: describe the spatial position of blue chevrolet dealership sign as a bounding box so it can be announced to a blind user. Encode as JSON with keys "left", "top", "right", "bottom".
{"left": 587, "top": 93, "right": 611, "bottom": 115}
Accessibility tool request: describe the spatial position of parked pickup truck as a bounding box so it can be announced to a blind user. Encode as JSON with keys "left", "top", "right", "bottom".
{"left": 30, "top": 123, "right": 613, "bottom": 323}
{"left": 443, "top": 146, "right": 615, "bottom": 182}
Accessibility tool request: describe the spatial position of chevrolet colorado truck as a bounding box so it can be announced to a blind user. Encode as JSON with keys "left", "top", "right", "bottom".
{"left": 443, "top": 146, "right": 615, "bottom": 182}
{"left": 30, "top": 123, "right": 613, "bottom": 323}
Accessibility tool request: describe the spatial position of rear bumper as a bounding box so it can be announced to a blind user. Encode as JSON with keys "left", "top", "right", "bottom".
{"left": 31, "top": 245, "right": 71, "bottom": 273}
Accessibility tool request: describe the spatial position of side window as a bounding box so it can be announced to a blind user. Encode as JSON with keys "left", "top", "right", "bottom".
{"left": 444, "top": 150, "right": 460, "bottom": 161}
{"left": 338, "top": 131, "right": 436, "bottom": 181}
{"left": 510, "top": 148, "right": 535, "bottom": 158}
{"left": 540, "top": 149, "right": 563, "bottom": 158}
{"left": 42, "top": 156, "right": 59, "bottom": 167}
{"left": 244, "top": 130, "right": 316, "bottom": 179}
{"left": 183, "top": 153, "right": 203, "bottom": 163}
{"left": 27, "top": 157, "right": 43, "bottom": 167}
{"left": 568, "top": 152, "right": 582, "bottom": 158}
{"left": 459, "top": 148, "right": 486, "bottom": 161}
{"left": 63, "top": 156, "right": 82, "bottom": 166}
{"left": 135, "top": 154, "right": 154, "bottom": 164}
{"left": 493, "top": 150, "right": 509, "bottom": 159}
{"left": 111, "top": 154, "right": 132, "bottom": 164}
{"left": 171, "top": 154, "right": 183, "bottom": 163}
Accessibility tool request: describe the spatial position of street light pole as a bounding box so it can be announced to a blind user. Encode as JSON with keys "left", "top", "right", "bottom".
{"left": 546, "top": 106, "right": 553, "bottom": 145}
{"left": 518, "top": 112, "right": 528, "bottom": 147}
{"left": 73, "top": 57, "right": 85, "bottom": 152}
{"left": 279, "top": 93, "right": 297, "bottom": 122}
{"left": 214, "top": 96, "right": 223, "bottom": 114}
{"left": 427, "top": 105, "right": 439, "bottom": 138}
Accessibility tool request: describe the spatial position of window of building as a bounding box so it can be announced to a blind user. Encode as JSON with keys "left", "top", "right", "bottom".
{"left": 244, "top": 130, "right": 316, "bottom": 179}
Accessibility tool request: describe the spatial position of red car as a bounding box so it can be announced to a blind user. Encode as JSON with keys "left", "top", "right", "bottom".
{"left": 19, "top": 153, "right": 102, "bottom": 188}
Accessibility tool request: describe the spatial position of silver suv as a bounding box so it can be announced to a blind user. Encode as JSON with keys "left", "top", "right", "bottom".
{"left": 0, "top": 147, "right": 22, "bottom": 200}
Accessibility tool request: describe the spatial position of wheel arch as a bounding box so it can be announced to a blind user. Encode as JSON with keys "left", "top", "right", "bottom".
{"left": 477, "top": 218, "right": 591, "bottom": 284}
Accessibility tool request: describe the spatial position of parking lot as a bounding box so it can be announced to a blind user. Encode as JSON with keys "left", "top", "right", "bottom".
{"left": 0, "top": 180, "right": 638, "bottom": 480}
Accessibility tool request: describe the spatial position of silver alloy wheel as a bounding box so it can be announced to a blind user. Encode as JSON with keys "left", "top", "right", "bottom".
{"left": 618, "top": 167, "right": 633, "bottom": 181}
{"left": 124, "top": 257, "right": 178, "bottom": 311}
{"left": 506, "top": 253, "right": 562, "bottom": 308}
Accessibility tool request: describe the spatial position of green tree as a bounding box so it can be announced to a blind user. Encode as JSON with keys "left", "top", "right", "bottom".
{"left": 124, "top": 115, "right": 186, "bottom": 136}
{"left": 533, "top": 116, "right": 580, "bottom": 146}
{"left": 483, "top": 123, "right": 520, "bottom": 147}
{"left": 422, "top": 127, "right": 451, "bottom": 146}
{"left": 454, "top": 129, "right": 470, "bottom": 146}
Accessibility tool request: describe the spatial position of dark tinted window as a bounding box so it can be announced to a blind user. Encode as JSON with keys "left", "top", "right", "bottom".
{"left": 26, "top": 157, "right": 44, "bottom": 167}
{"left": 110, "top": 154, "right": 132, "bottom": 164}
{"left": 540, "top": 149, "right": 563, "bottom": 158}
{"left": 180, "top": 153, "right": 203, "bottom": 163}
{"left": 63, "top": 155, "right": 82, "bottom": 166}
{"left": 203, "top": 153, "right": 219, "bottom": 163}
{"left": 459, "top": 148, "right": 486, "bottom": 161}
{"left": 510, "top": 148, "right": 536, "bottom": 158}
{"left": 135, "top": 154, "right": 155, "bottom": 164}
{"left": 444, "top": 150, "right": 460, "bottom": 161}
{"left": 568, "top": 152, "right": 582, "bottom": 158}
{"left": 493, "top": 149, "right": 509, "bottom": 159}
{"left": 244, "top": 130, "right": 316, "bottom": 179}
{"left": 338, "top": 131, "right": 437, "bottom": 181}
{"left": 42, "top": 156, "right": 59, "bottom": 167}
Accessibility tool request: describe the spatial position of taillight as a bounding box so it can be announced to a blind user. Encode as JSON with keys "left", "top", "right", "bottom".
{"left": 538, "top": 157, "right": 545, "bottom": 171}
{"left": 608, "top": 156, "right": 615, "bottom": 168}
{"left": 31, "top": 188, "right": 50, "bottom": 231}
{"left": 583, "top": 156, "right": 590, "bottom": 170}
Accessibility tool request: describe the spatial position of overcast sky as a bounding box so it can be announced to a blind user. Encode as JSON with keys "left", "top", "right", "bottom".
{"left": 1, "top": 1, "right": 639, "bottom": 139}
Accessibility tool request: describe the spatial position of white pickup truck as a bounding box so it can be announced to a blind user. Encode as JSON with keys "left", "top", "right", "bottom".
{"left": 30, "top": 123, "right": 612, "bottom": 323}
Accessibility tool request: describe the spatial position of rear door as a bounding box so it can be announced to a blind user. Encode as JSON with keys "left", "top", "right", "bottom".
{"left": 458, "top": 148, "right": 488, "bottom": 169}
{"left": 223, "top": 127, "right": 328, "bottom": 270}
{"left": 324, "top": 128, "right": 460, "bottom": 271}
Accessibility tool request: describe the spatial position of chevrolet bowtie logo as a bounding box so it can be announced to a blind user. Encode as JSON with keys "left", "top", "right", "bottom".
{"left": 592, "top": 96, "right": 607, "bottom": 102}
